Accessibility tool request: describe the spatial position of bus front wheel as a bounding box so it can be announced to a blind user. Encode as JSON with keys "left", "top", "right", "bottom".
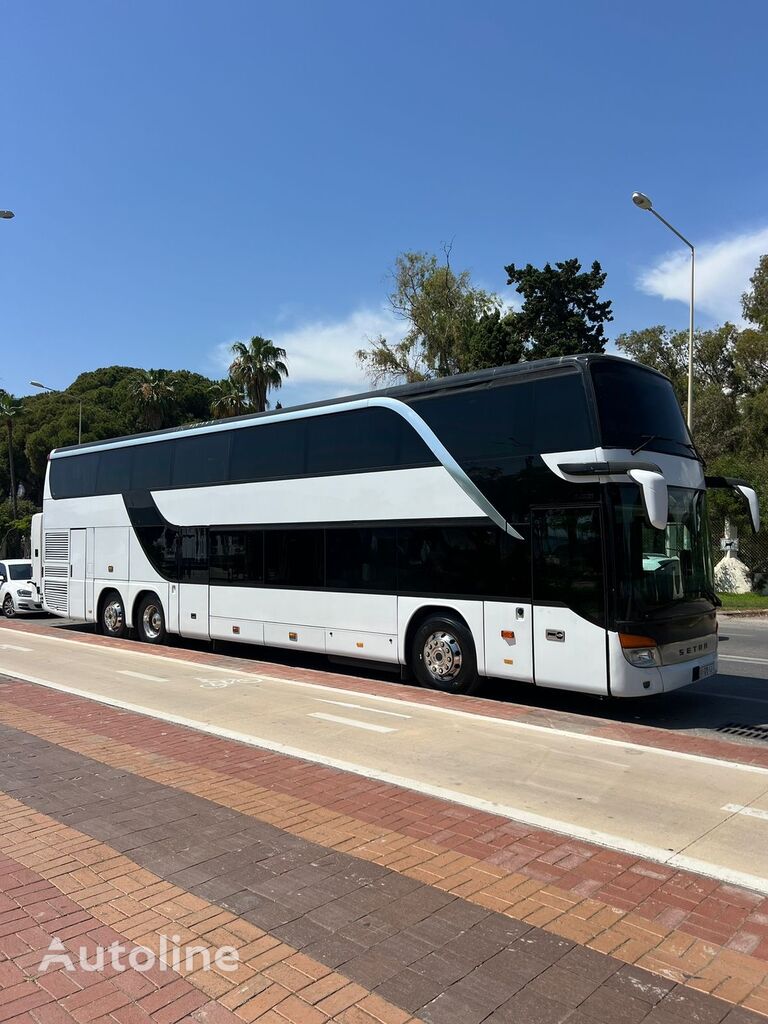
{"left": 136, "top": 594, "right": 166, "bottom": 645}
{"left": 99, "top": 590, "right": 127, "bottom": 639}
{"left": 411, "top": 615, "right": 480, "bottom": 695}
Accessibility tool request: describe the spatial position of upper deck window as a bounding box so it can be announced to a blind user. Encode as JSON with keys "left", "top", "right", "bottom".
{"left": 408, "top": 372, "right": 594, "bottom": 462}
{"left": 590, "top": 361, "right": 695, "bottom": 459}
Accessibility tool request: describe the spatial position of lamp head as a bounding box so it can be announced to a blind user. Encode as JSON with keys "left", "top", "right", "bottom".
{"left": 632, "top": 191, "right": 653, "bottom": 211}
{"left": 0, "top": 210, "right": 15, "bottom": 219}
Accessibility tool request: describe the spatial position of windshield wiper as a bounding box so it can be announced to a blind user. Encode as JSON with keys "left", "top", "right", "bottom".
{"left": 631, "top": 434, "right": 658, "bottom": 456}
{"left": 631, "top": 433, "right": 698, "bottom": 457}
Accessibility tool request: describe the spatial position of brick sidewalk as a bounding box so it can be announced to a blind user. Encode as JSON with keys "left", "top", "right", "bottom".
{"left": 1, "top": 673, "right": 767, "bottom": 1023}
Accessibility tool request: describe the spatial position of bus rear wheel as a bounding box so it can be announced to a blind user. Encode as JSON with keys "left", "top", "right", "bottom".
{"left": 411, "top": 615, "right": 480, "bottom": 695}
{"left": 136, "top": 594, "right": 166, "bottom": 645}
{"left": 99, "top": 590, "right": 127, "bottom": 639}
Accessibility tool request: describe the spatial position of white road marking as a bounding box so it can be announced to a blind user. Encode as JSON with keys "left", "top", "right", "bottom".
{"left": 5, "top": 666, "right": 768, "bottom": 893}
{"left": 116, "top": 670, "right": 168, "bottom": 683}
{"left": 0, "top": 644, "right": 33, "bottom": 652}
{"left": 309, "top": 712, "right": 396, "bottom": 734}
{"left": 4, "top": 628, "right": 768, "bottom": 775}
{"left": 722, "top": 803, "right": 768, "bottom": 822}
{"left": 196, "top": 677, "right": 241, "bottom": 689}
{"left": 719, "top": 655, "right": 768, "bottom": 665}
{"left": 315, "top": 698, "right": 411, "bottom": 719}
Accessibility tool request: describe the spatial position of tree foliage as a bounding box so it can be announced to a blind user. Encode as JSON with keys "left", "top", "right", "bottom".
{"left": 357, "top": 249, "right": 501, "bottom": 385}
{"left": 357, "top": 250, "right": 613, "bottom": 384}
{"left": 229, "top": 336, "right": 288, "bottom": 412}
{"left": 503, "top": 259, "right": 613, "bottom": 360}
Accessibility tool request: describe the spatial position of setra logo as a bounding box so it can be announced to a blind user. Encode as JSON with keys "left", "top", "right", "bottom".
{"left": 678, "top": 641, "right": 709, "bottom": 657}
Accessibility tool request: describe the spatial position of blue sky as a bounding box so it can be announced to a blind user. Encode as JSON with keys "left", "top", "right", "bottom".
{"left": 2, "top": 0, "right": 767, "bottom": 408}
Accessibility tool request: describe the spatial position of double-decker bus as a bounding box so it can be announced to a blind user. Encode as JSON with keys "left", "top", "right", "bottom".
{"left": 34, "top": 354, "right": 759, "bottom": 697}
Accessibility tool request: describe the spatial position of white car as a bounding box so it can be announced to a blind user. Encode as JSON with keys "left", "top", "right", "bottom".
{"left": 0, "top": 559, "right": 43, "bottom": 617}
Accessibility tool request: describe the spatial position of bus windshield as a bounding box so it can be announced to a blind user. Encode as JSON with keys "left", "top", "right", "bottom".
{"left": 611, "top": 485, "right": 714, "bottom": 620}
{"left": 591, "top": 361, "right": 695, "bottom": 459}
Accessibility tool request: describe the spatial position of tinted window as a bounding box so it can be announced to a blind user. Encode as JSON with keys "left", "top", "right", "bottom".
{"left": 8, "top": 563, "right": 32, "bottom": 580}
{"left": 326, "top": 527, "right": 397, "bottom": 589}
{"left": 179, "top": 527, "right": 208, "bottom": 583}
{"left": 409, "top": 374, "right": 593, "bottom": 462}
{"left": 49, "top": 452, "right": 99, "bottom": 499}
{"left": 173, "top": 431, "right": 230, "bottom": 487}
{"left": 591, "top": 362, "right": 693, "bottom": 457}
{"left": 136, "top": 526, "right": 179, "bottom": 579}
{"left": 265, "top": 529, "right": 324, "bottom": 587}
{"left": 397, "top": 525, "right": 514, "bottom": 597}
{"left": 532, "top": 507, "right": 604, "bottom": 624}
{"left": 132, "top": 441, "right": 174, "bottom": 490}
{"left": 306, "top": 409, "right": 435, "bottom": 474}
{"left": 210, "top": 530, "right": 264, "bottom": 584}
{"left": 96, "top": 447, "right": 133, "bottom": 495}
{"left": 230, "top": 420, "right": 307, "bottom": 482}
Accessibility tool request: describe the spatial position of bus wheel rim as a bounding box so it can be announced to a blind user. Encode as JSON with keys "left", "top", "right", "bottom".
{"left": 143, "top": 605, "right": 162, "bottom": 639}
{"left": 423, "top": 631, "right": 462, "bottom": 680}
{"left": 104, "top": 600, "right": 123, "bottom": 632}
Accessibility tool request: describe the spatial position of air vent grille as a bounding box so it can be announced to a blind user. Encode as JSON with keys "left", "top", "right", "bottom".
{"left": 44, "top": 580, "right": 68, "bottom": 613}
{"left": 44, "top": 532, "right": 69, "bottom": 561}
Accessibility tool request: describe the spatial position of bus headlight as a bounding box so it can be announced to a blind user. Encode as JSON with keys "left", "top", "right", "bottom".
{"left": 619, "top": 633, "right": 660, "bottom": 667}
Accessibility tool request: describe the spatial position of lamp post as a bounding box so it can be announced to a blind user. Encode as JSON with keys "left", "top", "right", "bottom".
{"left": 632, "top": 191, "right": 695, "bottom": 430}
{"left": 30, "top": 380, "right": 82, "bottom": 444}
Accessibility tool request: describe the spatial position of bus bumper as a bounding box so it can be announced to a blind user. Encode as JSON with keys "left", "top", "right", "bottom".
{"left": 608, "top": 632, "right": 718, "bottom": 697}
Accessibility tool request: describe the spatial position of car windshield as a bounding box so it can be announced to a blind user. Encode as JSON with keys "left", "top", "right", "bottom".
{"left": 8, "top": 564, "right": 32, "bottom": 581}
{"left": 611, "top": 485, "right": 713, "bottom": 620}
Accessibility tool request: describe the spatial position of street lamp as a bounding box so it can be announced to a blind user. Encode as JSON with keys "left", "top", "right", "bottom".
{"left": 0, "top": 210, "right": 14, "bottom": 219}
{"left": 632, "top": 191, "right": 695, "bottom": 430}
{"left": 30, "top": 380, "right": 82, "bottom": 444}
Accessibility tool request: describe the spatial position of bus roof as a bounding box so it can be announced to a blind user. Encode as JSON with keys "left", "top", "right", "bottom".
{"left": 52, "top": 353, "right": 667, "bottom": 455}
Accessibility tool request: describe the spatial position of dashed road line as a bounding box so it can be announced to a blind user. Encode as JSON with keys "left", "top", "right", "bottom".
{"left": 309, "top": 712, "right": 397, "bottom": 734}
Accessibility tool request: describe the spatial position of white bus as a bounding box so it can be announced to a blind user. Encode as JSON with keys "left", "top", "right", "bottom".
{"left": 37, "top": 355, "right": 759, "bottom": 697}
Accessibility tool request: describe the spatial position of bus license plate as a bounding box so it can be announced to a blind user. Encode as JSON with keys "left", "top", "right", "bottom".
{"left": 697, "top": 662, "right": 716, "bottom": 681}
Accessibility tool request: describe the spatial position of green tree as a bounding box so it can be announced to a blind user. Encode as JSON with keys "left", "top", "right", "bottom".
{"left": 210, "top": 378, "right": 248, "bottom": 419}
{"left": 130, "top": 370, "right": 177, "bottom": 431}
{"left": 357, "top": 249, "right": 500, "bottom": 385}
{"left": 503, "top": 258, "right": 613, "bottom": 359}
{"left": 0, "top": 393, "right": 19, "bottom": 518}
{"left": 464, "top": 308, "right": 524, "bottom": 371}
{"left": 229, "top": 337, "right": 288, "bottom": 412}
{"left": 742, "top": 254, "right": 768, "bottom": 332}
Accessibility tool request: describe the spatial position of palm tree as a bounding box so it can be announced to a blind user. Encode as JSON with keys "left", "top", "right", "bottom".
{"left": 229, "top": 336, "right": 288, "bottom": 413}
{"left": 0, "top": 393, "right": 19, "bottom": 518}
{"left": 209, "top": 378, "right": 248, "bottom": 419}
{"left": 131, "top": 371, "right": 176, "bottom": 431}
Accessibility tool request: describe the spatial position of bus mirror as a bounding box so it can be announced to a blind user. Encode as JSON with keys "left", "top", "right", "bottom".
{"left": 705, "top": 476, "right": 761, "bottom": 533}
{"left": 628, "top": 468, "right": 668, "bottom": 531}
{"left": 736, "top": 484, "right": 760, "bottom": 533}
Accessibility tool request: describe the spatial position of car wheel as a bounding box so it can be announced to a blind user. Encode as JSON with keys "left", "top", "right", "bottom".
{"left": 2, "top": 594, "right": 15, "bottom": 618}
{"left": 411, "top": 615, "right": 480, "bottom": 695}
{"left": 99, "top": 590, "right": 127, "bottom": 638}
{"left": 136, "top": 594, "right": 166, "bottom": 645}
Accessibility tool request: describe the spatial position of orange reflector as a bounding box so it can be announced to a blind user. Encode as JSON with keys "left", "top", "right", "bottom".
{"left": 503, "top": 658, "right": 514, "bottom": 665}
{"left": 288, "top": 631, "right": 298, "bottom": 642}
{"left": 501, "top": 630, "right": 515, "bottom": 640}
{"left": 232, "top": 625, "right": 240, "bottom": 635}
{"left": 619, "top": 633, "right": 657, "bottom": 649}
{"left": 356, "top": 641, "right": 364, "bottom": 648}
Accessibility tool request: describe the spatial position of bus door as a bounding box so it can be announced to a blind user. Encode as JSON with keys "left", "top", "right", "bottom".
{"left": 531, "top": 507, "right": 608, "bottom": 695}
{"left": 69, "top": 529, "right": 87, "bottom": 620}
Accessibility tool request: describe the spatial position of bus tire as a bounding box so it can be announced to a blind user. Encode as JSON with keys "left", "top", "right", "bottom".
{"left": 136, "top": 594, "right": 166, "bottom": 645}
{"left": 411, "top": 615, "right": 480, "bottom": 695}
{"left": 99, "top": 590, "right": 127, "bottom": 639}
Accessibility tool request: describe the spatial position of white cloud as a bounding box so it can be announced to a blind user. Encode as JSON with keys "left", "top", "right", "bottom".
{"left": 638, "top": 225, "right": 768, "bottom": 325}
{"left": 212, "top": 305, "right": 408, "bottom": 405}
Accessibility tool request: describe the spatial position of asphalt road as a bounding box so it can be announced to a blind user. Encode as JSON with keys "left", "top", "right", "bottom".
{"left": 10, "top": 610, "right": 768, "bottom": 748}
